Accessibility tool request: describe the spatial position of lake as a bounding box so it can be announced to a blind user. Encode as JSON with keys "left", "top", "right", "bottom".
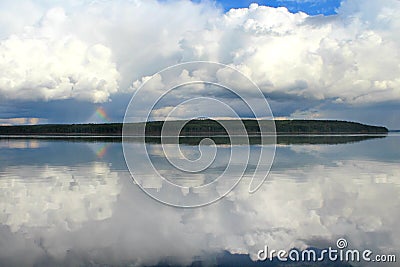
{"left": 0, "top": 135, "right": 399, "bottom": 266}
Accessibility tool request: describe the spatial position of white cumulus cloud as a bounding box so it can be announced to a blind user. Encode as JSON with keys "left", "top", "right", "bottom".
{"left": 0, "top": 7, "right": 120, "bottom": 103}
{"left": 179, "top": 1, "right": 400, "bottom": 104}
{"left": 0, "top": 0, "right": 399, "bottom": 108}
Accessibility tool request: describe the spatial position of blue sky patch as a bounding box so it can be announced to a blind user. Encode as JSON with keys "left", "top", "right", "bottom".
{"left": 213, "top": 0, "right": 342, "bottom": 15}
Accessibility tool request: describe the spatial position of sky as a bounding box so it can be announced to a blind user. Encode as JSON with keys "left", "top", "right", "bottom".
{"left": 0, "top": 0, "right": 399, "bottom": 129}
{"left": 215, "top": 0, "right": 342, "bottom": 15}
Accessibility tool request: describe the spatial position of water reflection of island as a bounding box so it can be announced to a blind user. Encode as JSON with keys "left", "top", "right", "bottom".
{"left": 143, "top": 134, "right": 388, "bottom": 145}
{"left": 0, "top": 134, "right": 388, "bottom": 145}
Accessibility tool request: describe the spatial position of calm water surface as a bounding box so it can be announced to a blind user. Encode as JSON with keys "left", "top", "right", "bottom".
{"left": 0, "top": 135, "right": 399, "bottom": 266}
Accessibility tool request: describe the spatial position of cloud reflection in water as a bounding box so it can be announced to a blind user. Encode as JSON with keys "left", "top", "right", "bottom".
{"left": 0, "top": 137, "right": 399, "bottom": 266}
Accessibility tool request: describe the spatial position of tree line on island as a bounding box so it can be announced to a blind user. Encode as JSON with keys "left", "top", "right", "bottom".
{"left": 0, "top": 119, "right": 388, "bottom": 136}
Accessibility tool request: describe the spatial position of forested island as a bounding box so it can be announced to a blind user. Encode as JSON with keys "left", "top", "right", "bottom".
{"left": 0, "top": 119, "right": 388, "bottom": 136}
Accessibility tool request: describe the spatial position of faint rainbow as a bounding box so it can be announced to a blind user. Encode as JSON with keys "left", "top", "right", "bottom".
{"left": 96, "top": 107, "right": 111, "bottom": 122}
{"left": 96, "top": 144, "right": 110, "bottom": 158}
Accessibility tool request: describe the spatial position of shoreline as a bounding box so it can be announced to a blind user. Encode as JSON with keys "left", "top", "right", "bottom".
{"left": 0, "top": 133, "right": 390, "bottom": 138}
